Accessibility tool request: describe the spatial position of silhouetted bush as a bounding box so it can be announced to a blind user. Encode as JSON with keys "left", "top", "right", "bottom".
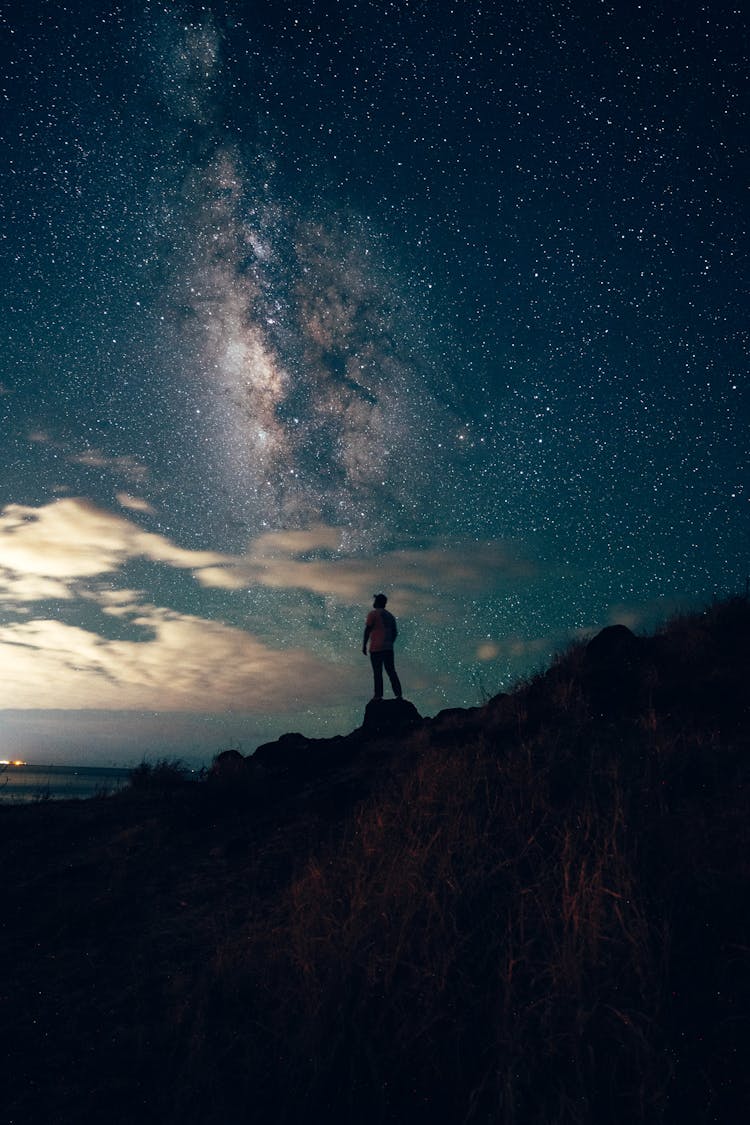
{"left": 128, "top": 757, "right": 191, "bottom": 796}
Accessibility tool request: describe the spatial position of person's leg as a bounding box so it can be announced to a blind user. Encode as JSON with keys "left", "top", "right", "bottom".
{"left": 370, "top": 651, "right": 384, "bottom": 698}
{"left": 382, "top": 650, "right": 402, "bottom": 697}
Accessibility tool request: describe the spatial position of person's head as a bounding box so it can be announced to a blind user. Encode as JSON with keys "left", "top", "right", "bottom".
{"left": 373, "top": 593, "right": 387, "bottom": 609}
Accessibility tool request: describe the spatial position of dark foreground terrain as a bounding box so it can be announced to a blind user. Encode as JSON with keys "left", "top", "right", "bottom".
{"left": 2, "top": 598, "right": 749, "bottom": 1125}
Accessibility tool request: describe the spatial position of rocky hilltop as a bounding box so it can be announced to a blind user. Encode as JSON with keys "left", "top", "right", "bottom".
{"left": 210, "top": 603, "right": 748, "bottom": 809}
{"left": 2, "top": 597, "right": 749, "bottom": 1125}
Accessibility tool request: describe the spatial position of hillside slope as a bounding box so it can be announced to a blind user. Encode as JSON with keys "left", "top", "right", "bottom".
{"left": 1, "top": 597, "right": 748, "bottom": 1124}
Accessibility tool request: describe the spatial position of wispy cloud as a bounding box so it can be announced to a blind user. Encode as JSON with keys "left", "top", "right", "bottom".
{"left": 0, "top": 498, "right": 225, "bottom": 582}
{"left": 0, "top": 498, "right": 539, "bottom": 715}
{"left": 0, "top": 569, "right": 73, "bottom": 604}
{"left": 68, "top": 449, "right": 149, "bottom": 483}
{"left": 0, "top": 608, "right": 353, "bottom": 712}
{"left": 0, "top": 499, "right": 362, "bottom": 714}
{"left": 0, "top": 499, "right": 536, "bottom": 616}
{"left": 196, "top": 524, "right": 536, "bottom": 611}
{"left": 25, "top": 431, "right": 151, "bottom": 484}
{"left": 116, "top": 492, "right": 158, "bottom": 515}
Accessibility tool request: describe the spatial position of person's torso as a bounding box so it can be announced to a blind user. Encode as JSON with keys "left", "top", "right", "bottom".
{"left": 368, "top": 609, "right": 396, "bottom": 651}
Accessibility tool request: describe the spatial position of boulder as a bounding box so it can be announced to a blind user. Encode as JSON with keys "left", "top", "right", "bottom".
{"left": 211, "top": 748, "right": 247, "bottom": 776}
{"left": 585, "top": 623, "right": 641, "bottom": 667}
{"left": 432, "top": 706, "right": 479, "bottom": 725}
{"left": 362, "top": 697, "right": 422, "bottom": 737}
{"left": 253, "top": 732, "right": 311, "bottom": 770}
{"left": 584, "top": 624, "right": 647, "bottom": 716}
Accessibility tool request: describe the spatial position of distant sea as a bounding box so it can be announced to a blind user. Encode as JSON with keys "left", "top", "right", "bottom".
{"left": 0, "top": 764, "right": 133, "bottom": 803}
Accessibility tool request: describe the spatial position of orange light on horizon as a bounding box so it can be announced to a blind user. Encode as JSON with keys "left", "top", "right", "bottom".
{"left": 0, "top": 759, "right": 26, "bottom": 767}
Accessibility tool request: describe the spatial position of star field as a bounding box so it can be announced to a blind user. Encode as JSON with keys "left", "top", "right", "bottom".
{"left": 0, "top": 1, "right": 746, "bottom": 763}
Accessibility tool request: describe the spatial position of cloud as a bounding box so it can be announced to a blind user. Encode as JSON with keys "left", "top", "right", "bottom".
{"left": 0, "top": 498, "right": 226, "bottom": 582}
{"left": 0, "top": 500, "right": 535, "bottom": 614}
{"left": 68, "top": 449, "right": 149, "bottom": 483}
{"left": 0, "top": 607, "right": 354, "bottom": 712}
{"left": 0, "top": 498, "right": 537, "bottom": 715}
{"left": 0, "top": 569, "right": 73, "bottom": 603}
{"left": 496, "top": 635, "right": 555, "bottom": 661}
{"left": 0, "top": 499, "right": 361, "bottom": 714}
{"left": 196, "top": 524, "right": 536, "bottom": 611}
{"left": 116, "top": 492, "right": 157, "bottom": 515}
{"left": 26, "top": 430, "right": 150, "bottom": 483}
{"left": 254, "top": 526, "right": 342, "bottom": 554}
{"left": 90, "top": 588, "right": 147, "bottom": 615}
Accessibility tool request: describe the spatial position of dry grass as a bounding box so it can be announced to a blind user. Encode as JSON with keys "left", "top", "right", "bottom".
{"left": 197, "top": 732, "right": 673, "bottom": 1125}
{"left": 2, "top": 597, "right": 748, "bottom": 1124}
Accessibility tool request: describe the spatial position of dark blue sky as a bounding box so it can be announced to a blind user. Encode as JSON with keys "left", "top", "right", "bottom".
{"left": 1, "top": 0, "right": 746, "bottom": 764}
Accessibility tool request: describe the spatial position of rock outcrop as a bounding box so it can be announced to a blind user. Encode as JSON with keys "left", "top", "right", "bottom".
{"left": 583, "top": 623, "right": 650, "bottom": 717}
{"left": 361, "top": 697, "right": 422, "bottom": 736}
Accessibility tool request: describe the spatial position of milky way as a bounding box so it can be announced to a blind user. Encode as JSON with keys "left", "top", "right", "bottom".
{"left": 176, "top": 146, "right": 453, "bottom": 539}
{"left": 139, "top": 11, "right": 458, "bottom": 547}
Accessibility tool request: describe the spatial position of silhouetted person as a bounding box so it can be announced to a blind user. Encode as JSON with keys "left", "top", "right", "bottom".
{"left": 362, "top": 593, "right": 403, "bottom": 700}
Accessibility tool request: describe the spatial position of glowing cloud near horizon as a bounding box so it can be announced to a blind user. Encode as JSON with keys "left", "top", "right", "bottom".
{"left": 0, "top": 496, "right": 536, "bottom": 716}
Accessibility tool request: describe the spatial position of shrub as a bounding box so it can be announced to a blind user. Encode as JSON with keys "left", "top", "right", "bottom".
{"left": 128, "top": 757, "right": 190, "bottom": 796}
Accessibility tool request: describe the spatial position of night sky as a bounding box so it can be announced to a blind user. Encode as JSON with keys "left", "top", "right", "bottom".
{"left": 1, "top": 0, "right": 747, "bottom": 765}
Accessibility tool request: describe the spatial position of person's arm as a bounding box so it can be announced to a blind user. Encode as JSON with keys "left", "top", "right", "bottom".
{"left": 362, "top": 623, "right": 372, "bottom": 655}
